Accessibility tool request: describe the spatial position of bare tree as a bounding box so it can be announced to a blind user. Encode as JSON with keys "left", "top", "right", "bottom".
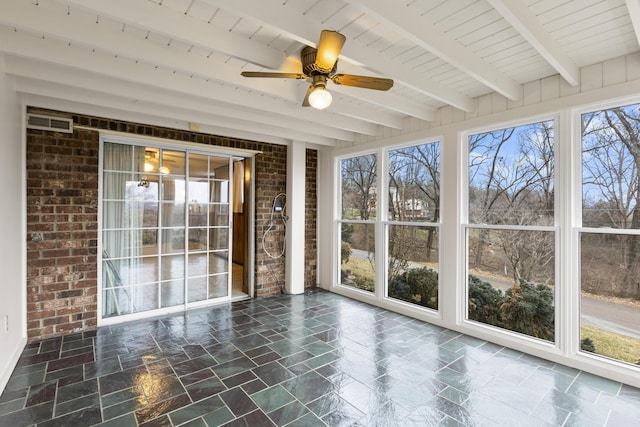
{"left": 497, "top": 229, "right": 554, "bottom": 284}
{"left": 581, "top": 106, "right": 640, "bottom": 297}
{"left": 520, "top": 121, "right": 554, "bottom": 221}
{"left": 469, "top": 122, "right": 555, "bottom": 281}
{"left": 341, "top": 154, "right": 377, "bottom": 220}
{"left": 390, "top": 144, "right": 440, "bottom": 259}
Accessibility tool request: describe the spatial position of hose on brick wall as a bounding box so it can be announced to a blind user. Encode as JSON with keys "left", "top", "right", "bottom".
{"left": 261, "top": 193, "right": 287, "bottom": 259}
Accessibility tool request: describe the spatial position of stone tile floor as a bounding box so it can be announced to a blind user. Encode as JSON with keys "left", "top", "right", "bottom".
{"left": 1, "top": 289, "right": 640, "bottom": 426}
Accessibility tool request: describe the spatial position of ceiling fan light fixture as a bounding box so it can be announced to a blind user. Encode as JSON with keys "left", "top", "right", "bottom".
{"left": 315, "top": 30, "right": 346, "bottom": 73}
{"left": 239, "top": 29, "right": 393, "bottom": 108}
{"left": 308, "top": 85, "right": 332, "bottom": 110}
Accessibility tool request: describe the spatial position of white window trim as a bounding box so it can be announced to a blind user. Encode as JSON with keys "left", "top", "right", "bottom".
{"left": 460, "top": 115, "right": 560, "bottom": 352}
{"left": 333, "top": 140, "right": 444, "bottom": 320}
{"left": 570, "top": 96, "right": 640, "bottom": 373}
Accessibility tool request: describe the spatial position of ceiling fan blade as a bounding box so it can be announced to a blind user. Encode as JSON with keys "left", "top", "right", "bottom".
{"left": 331, "top": 74, "right": 394, "bottom": 91}
{"left": 241, "top": 71, "right": 306, "bottom": 79}
{"left": 315, "top": 30, "right": 346, "bottom": 73}
{"left": 302, "top": 84, "right": 313, "bottom": 107}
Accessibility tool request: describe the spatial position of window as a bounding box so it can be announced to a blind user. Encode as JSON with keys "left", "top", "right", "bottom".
{"left": 386, "top": 142, "right": 440, "bottom": 310}
{"left": 580, "top": 103, "right": 640, "bottom": 365}
{"left": 339, "top": 154, "right": 377, "bottom": 292}
{"left": 465, "top": 121, "right": 556, "bottom": 342}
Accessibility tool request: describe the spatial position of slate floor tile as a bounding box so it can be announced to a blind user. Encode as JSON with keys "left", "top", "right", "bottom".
{"left": 38, "top": 406, "right": 102, "bottom": 427}
{"left": 252, "top": 361, "right": 296, "bottom": 386}
{"left": 55, "top": 392, "right": 100, "bottom": 417}
{"left": 185, "top": 376, "right": 226, "bottom": 402}
{"left": 168, "top": 395, "right": 225, "bottom": 425}
{"left": 242, "top": 378, "right": 269, "bottom": 395}
{"left": 135, "top": 393, "right": 191, "bottom": 424}
{"left": 0, "top": 397, "right": 24, "bottom": 417}
{"left": 220, "top": 387, "right": 258, "bottom": 417}
{"left": 45, "top": 365, "right": 84, "bottom": 384}
{"left": 221, "top": 408, "right": 275, "bottom": 427}
{"left": 102, "top": 396, "right": 144, "bottom": 421}
{"left": 57, "top": 378, "right": 99, "bottom": 403}
{"left": 179, "top": 368, "right": 216, "bottom": 386}
{"left": 0, "top": 401, "right": 54, "bottom": 426}
{"left": 222, "top": 370, "right": 258, "bottom": 388}
{"left": 202, "top": 406, "right": 235, "bottom": 426}
{"left": 282, "top": 371, "right": 332, "bottom": 404}
{"left": 101, "top": 386, "right": 145, "bottom": 408}
{"left": 212, "top": 356, "right": 256, "bottom": 379}
{"left": 0, "top": 387, "right": 27, "bottom": 405}
{"left": 25, "top": 381, "right": 57, "bottom": 406}
{"left": 267, "top": 400, "right": 309, "bottom": 426}
{"left": 251, "top": 385, "right": 296, "bottom": 413}
{"left": 286, "top": 412, "right": 327, "bottom": 427}
{"left": 1, "top": 291, "right": 639, "bottom": 427}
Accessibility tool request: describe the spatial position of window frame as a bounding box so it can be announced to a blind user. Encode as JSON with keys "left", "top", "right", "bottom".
{"left": 333, "top": 139, "right": 443, "bottom": 315}
{"left": 335, "top": 150, "right": 380, "bottom": 297}
{"left": 460, "top": 115, "right": 561, "bottom": 347}
{"left": 574, "top": 97, "right": 640, "bottom": 367}
{"left": 383, "top": 140, "right": 442, "bottom": 313}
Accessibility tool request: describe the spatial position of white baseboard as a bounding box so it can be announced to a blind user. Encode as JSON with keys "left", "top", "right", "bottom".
{"left": 0, "top": 336, "right": 27, "bottom": 393}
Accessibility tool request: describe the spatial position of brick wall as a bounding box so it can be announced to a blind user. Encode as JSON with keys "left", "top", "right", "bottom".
{"left": 254, "top": 144, "right": 288, "bottom": 295}
{"left": 305, "top": 149, "right": 317, "bottom": 288}
{"left": 26, "top": 128, "right": 100, "bottom": 339}
{"left": 26, "top": 108, "right": 317, "bottom": 340}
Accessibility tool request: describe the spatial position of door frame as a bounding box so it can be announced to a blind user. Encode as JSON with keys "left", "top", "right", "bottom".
{"left": 97, "top": 133, "right": 258, "bottom": 326}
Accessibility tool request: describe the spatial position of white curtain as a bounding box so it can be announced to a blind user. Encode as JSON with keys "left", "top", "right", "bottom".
{"left": 233, "top": 160, "right": 244, "bottom": 213}
{"left": 102, "top": 143, "right": 145, "bottom": 316}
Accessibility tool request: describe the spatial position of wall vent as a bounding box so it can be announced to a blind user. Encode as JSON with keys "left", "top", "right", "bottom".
{"left": 26, "top": 114, "right": 73, "bottom": 133}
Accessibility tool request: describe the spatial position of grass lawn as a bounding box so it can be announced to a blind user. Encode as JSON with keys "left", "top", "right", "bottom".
{"left": 581, "top": 326, "right": 640, "bottom": 365}
{"left": 340, "top": 254, "right": 375, "bottom": 291}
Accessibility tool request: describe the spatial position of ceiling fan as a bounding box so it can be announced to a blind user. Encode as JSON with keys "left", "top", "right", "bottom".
{"left": 241, "top": 30, "right": 394, "bottom": 110}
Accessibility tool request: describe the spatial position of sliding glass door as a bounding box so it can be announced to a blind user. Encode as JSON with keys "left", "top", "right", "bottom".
{"left": 101, "top": 141, "right": 232, "bottom": 319}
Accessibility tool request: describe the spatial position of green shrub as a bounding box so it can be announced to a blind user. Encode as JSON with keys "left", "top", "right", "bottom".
{"left": 341, "top": 222, "right": 354, "bottom": 243}
{"left": 467, "top": 275, "right": 554, "bottom": 341}
{"left": 501, "top": 280, "right": 555, "bottom": 341}
{"left": 468, "top": 275, "right": 504, "bottom": 327}
{"left": 353, "top": 274, "right": 374, "bottom": 292}
{"left": 387, "top": 269, "right": 555, "bottom": 341}
{"left": 388, "top": 267, "right": 438, "bottom": 309}
{"left": 341, "top": 241, "right": 351, "bottom": 264}
{"left": 581, "top": 337, "right": 596, "bottom": 353}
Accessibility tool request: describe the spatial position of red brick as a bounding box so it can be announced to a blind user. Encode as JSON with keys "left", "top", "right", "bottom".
{"left": 30, "top": 309, "right": 56, "bottom": 320}
{"left": 41, "top": 283, "right": 71, "bottom": 293}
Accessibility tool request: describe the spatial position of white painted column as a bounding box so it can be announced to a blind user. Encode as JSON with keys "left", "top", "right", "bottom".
{"left": 285, "top": 141, "right": 306, "bottom": 294}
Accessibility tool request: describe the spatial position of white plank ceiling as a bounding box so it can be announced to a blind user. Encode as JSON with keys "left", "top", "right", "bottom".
{"left": 1, "top": 0, "right": 639, "bottom": 146}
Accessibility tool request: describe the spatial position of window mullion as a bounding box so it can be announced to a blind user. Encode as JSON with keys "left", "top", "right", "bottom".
{"left": 376, "top": 149, "right": 387, "bottom": 301}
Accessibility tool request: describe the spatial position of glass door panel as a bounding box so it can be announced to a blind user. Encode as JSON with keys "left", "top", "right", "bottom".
{"left": 162, "top": 280, "right": 185, "bottom": 307}
{"left": 209, "top": 274, "right": 228, "bottom": 298}
{"left": 189, "top": 153, "right": 209, "bottom": 178}
{"left": 209, "top": 252, "right": 229, "bottom": 274}
{"left": 210, "top": 228, "right": 229, "bottom": 250}
{"left": 188, "top": 253, "right": 208, "bottom": 276}
{"left": 102, "top": 143, "right": 232, "bottom": 319}
{"left": 187, "top": 277, "right": 207, "bottom": 303}
{"left": 163, "top": 150, "right": 186, "bottom": 176}
{"left": 186, "top": 153, "right": 231, "bottom": 304}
